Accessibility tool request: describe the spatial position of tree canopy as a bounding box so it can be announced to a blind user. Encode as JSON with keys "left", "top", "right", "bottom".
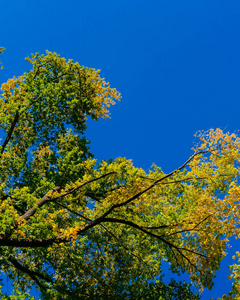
{"left": 0, "top": 51, "right": 240, "bottom": 299}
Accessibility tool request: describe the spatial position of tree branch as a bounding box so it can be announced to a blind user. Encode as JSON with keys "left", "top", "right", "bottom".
{"left": 142, "top": 222, "right": 194, "bottom": 230}
{"left": 0, "top": 237, "right": 69, "bottom": 247}
{"left": 84, "top": 217, "right": 208, "bottom": 259}
{"left": 97, "top": 150, "right": 212, "bottom": 220}
{"left": 21, "top": 186, "right": 61, "bottom": 221}
{"left": 1, "top": 111, "right": 19, "bottom": 155}
{"left": 8, "top": 258, "right": 53, "bottom": 290}
{"left": 54, "top": 200, "right": 91, "bottom": 222}
{"left": 20, "top": 172, "right": 115, "bottom": 222}
{"left": 100, "top": 224, "right": 149, "bottom": 267}
{"left": 53, "top": 201, "right": 152, "bottom": 267}
{"left": 162, "top": 214, "right": 213, "bottom": 238}
{"left": 51, "top": 171, "right": 116, "bottom": 201}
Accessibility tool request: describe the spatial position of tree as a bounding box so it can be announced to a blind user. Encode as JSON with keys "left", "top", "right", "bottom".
{"left": 0, "top": 50, "right": 240, "bottom": 299}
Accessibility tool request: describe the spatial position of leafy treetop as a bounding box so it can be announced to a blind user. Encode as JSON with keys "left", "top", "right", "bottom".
{"left": 0, "top": 51, "right": 239, "bottom": 299}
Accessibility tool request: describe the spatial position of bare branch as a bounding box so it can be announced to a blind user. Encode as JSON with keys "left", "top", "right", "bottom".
{"left": 85, "top": 186, "right": 124, "bottom": 203}
{"left": 77, "top": 211, "right": 206, "bottom": 275}
{"left": 100, "top": 224, "right": 149, "bottom": 267}
{"left": 142, "top": 222, "right": 194, "bottom": 230}
{"left": 98, "top": 150, "right": 212, "bottom": 220}
{"left": 192, "top": 214, "right": 213, "bottom": 230}
{"left": 80, "top": 217, "right": 209, "bottom": 260}
{"left": 172, "top": 247, "right": 203, "bottom": 275}
{"left": 162, "top": 215, "right": 213, "bottom": 238}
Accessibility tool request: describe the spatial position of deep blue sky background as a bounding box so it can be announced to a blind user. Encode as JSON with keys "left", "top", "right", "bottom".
{"left": 1, "top": 1, "right": 240, "bottom": 298}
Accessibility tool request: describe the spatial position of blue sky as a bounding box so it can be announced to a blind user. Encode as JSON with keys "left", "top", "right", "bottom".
{"left": 1, "top": 0, "right": 240, "bottom": 298}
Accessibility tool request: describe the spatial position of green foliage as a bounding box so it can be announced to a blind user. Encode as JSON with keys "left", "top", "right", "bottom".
{"left": 0, "top": 51, "right": 240, "bottom": 299}
{"left": 139, "top": 279, "right": 200, "bottom": 300}
{"left": 0, "top": 47, "right": 4, "bottom": 69}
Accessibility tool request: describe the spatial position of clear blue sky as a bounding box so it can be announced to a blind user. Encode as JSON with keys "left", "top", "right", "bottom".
{"left": 1, "top": 1, "right": 240, "bottom": 298}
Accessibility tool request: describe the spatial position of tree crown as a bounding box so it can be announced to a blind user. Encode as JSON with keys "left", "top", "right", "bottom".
{"left": 0, "top": 51, "right": 239, "bottom": 299}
